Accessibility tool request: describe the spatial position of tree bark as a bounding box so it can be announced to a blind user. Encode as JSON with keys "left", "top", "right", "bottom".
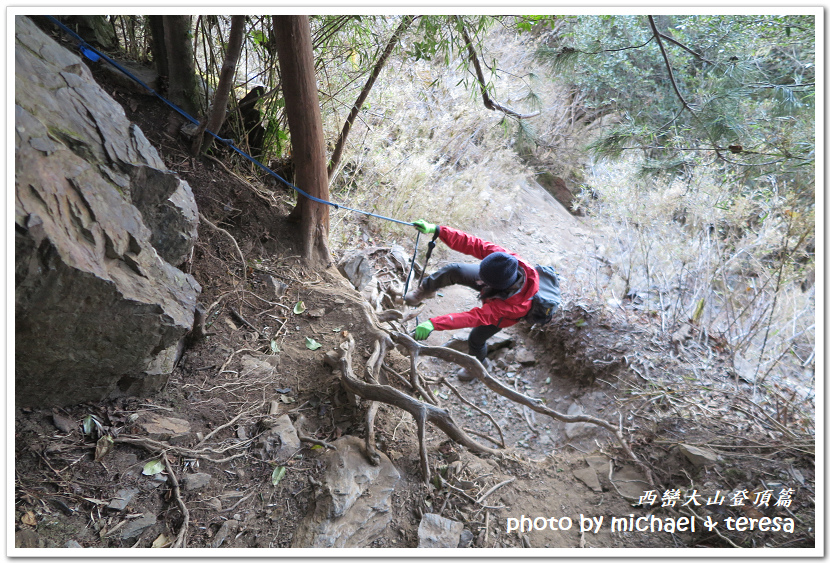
{"left": 162, "top": 15, "right": 201, "bottom": 117}
{"left": 273, "top": 15, "right": 332, "bottom": 267}
{"left": 192, "top": 15, "right": 246, "bottom": 155}
{"left": 147, "top": 16, "right": 168, "bottom": 79}
{"left": 327, "top": 15, "right": 415, "bottom": 179}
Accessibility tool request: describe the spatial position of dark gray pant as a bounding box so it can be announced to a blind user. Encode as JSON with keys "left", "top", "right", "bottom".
{"left": 421, "top": 263, "right": 501, "bottom": 362}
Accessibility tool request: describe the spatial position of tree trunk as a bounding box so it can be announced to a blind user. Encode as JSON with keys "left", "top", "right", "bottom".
{"left": 273, "top": 15, "right": 332, "bottom": 268}
{"left": 327, "top": 15, "right": 415, "bottom": 179}
{"left": 192, "top": 15, "right": 246, "bottom": 155}
{"left": 147, "top": 16, "right": 168, "bottom": 79}
{"left": 162, "top": 15, "right": 201, "bottom": 117}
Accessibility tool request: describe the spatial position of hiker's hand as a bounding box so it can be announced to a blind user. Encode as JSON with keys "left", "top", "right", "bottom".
{"left": 414, "top": 320, "right": 434, "bottom": 340}
{"left": 413, "top": 220, "right": 437, "bottom": 234}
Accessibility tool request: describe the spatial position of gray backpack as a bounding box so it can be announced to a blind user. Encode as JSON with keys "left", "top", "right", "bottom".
{"left": 526, "top": 266, "right": 561, "bottom": 325}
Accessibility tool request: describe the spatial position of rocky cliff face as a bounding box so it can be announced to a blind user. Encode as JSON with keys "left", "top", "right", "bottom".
{"left": 14, "top": 16, "right": 201, "bottom": 406}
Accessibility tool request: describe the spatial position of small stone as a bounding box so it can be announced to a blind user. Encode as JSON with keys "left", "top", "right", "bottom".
{"left": 137, "top": 414, "right": 191, "bottom": 444}
{"left": 211, "top": 519, "right": 239, "bottom": 548}
{"left": 15, "top": 529, "right": 41, "bottom": 548}
{"left": 417, "top": 513, "right": 463, "bottom": 548}
{"left": 573, "top": 467, "right": 602, "bottom": 493}
{"left": 206, "top": 498, "right": 222, "bottom": 511}
{"left": 107, "top": 488, "right": 139, "bottom": 511}
{"left": 65, "top": 540, "right": 84, "bottom": 548}
{"left": 678, "top": 444, "right": 720, "bottom": 467}
{"left": 51, "top": 410, "right": 76, "bottom": 433}
{"left": 458, "top": 529, "right": 474, "bottom": 548}
{"left": 514, "top": 348, "right": 537, "bottom": 365}
{"left": 182, "top": 472, "right": 212, "bottom": 491}
{"left": 121, "top": 513, "right": 157, "bottom": 540}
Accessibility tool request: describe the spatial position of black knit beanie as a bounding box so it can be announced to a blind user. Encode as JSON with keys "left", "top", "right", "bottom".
{"left": 479, "top": 252, "right": 520, "bottom": 290}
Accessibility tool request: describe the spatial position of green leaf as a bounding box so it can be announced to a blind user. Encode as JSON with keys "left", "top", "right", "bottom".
{"left": 332, "top": 327, "right": 342, "bottom": 333}
{"left": 271, "top": 466, "right": 287, "bottom": 486}
{"left": 293, "top": 301, "right": 306, "bottom": 314}
{"left": 82, "top": 415, "right": 95, "bottom": 435}
{"left": 575, "top": 318, "right": 587, "bottom": 327}
{"left": 142, "top": 459, "right": 165, "bottom": 476}
{"left": 305, "top": 337, "right": 322, "bottom": 350}
{"left": 270, "top": 339, "right": 280, "bottom": 354}
{"left": 311, "top": 444, "right": 323, "bottom": 451}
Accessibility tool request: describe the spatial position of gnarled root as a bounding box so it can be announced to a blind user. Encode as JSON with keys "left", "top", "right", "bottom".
{"left": 338, "top": 333, "right": 501, "bottom": 483}
{"left": 392, "top": 331, "right": 655, "bottom": 486}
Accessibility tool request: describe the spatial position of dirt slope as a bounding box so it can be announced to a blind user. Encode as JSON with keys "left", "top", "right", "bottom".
{"left": 13, "top": 55, "right": 815, "bottom": 552}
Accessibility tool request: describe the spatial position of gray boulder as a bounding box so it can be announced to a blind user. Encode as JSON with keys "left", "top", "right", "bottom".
{"left": 14, "top": 16, "right": 200, "bottom": 407}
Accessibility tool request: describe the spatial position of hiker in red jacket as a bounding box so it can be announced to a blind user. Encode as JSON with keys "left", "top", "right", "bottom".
{"left": 404, "top": 220, "right": 539, "bottom": 381}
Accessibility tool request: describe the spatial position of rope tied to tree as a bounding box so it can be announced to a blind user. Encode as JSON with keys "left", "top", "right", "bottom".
{"left": 44, "top": 15, "right": 415, "bottom": 228}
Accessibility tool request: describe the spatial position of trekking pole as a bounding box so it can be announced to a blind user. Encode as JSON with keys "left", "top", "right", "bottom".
{"left": 403, "top": 231, "right": 421, "bottom": 298}
{"left": 418, "top": 231, "right": 441, "bottom": 286}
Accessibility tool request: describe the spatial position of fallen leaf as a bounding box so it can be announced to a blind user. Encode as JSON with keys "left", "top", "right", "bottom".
{"left": 151, "top": 533, "right": 171, "bottom": 548}
{"left": 82, "top": 415, "right": 96, "bottom": 435}
{"left": 305, "top": 337, "right": 322, "bottom": 350}
{"left": 94, "top": 435, "right": 114, "bottom": 462}
{"left": 293, "top": 301, "right": 306, "bottom": 315}
{"left": 270, "top": 339, "right": 280, "bottom": 354}
{"left": 21, "top": 511, "right": 37, "bottom": 526}
{"left": 142, "top": 459, "right": 165, "bottom": 476}
{"left": 271, "top": 466, "right": 287, "bottom": 486}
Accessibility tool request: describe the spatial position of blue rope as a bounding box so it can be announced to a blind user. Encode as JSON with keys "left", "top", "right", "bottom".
{"left": 44, "top": 15, "right": 414, "bottom": 227}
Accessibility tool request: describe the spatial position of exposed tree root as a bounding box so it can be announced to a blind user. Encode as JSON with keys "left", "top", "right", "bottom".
{"left": 337, "top": 298, "right": 653, "bottom": 485}
{"left": 162, "top": 452, "right": 190, "bottom": 548}
{"left": 338, "top": 333, "right": 501, "bottom": 483}
{"left": 392, "top": 331, "right": 654, "bottom": 486}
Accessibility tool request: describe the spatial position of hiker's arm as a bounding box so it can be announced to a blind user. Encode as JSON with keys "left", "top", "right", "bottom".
{"left": 438, "top": 226, "right": 510, "bottom": 260}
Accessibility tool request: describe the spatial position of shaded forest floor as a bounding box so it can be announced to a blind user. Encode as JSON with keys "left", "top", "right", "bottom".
{"left": 13, "top": 57, "right": 816, "bottom": 551}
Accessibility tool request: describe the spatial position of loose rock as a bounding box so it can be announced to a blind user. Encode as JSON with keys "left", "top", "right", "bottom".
{"left": 182, "top": 472, "right": 212, "bottom": 491}
{"left": 136, "top": 413, "right": 191, "bottom": 444}
{"left": 107, "top": 488, "right": 138, "bottom": 511}
{"left": 573, "top": 467, "right": 602, "bottom": 493}
{"left": 417, "top": 513, "right": 464, "bottom": 548}
{"left": 292, "top": 436, "right": 400, "bottom": 548}
{"left": 121, "top": 513, "right": 157, "bottom": 540}
{"left": 678, "top": 444, "right": 720, "bottom": 467}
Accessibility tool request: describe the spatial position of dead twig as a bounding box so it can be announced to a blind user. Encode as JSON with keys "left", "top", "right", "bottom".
{"left": 198, "top": 211, "right": 246, "bottom": 286}
{"left": 162, "top": 452, "right": 190, "bottom": 548}
{"left": 295, "top": 415, "right": 337, "bottom": 450}
{"left": 476, "top": 477, "right": 515, "bottom": 504}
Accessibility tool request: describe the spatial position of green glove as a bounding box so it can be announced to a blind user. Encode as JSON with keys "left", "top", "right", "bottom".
{"left": 414, "top": 320, "right": 434, "bottom": 340}
{"left": 413, "top": 219, "right": 437, "bottom": 234}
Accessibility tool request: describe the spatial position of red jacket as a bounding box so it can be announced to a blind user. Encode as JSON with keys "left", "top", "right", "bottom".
{"left": 430, "top": 226, "right": 539, "bottom": 331}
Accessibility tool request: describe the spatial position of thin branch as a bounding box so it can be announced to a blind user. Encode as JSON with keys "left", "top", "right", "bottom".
{"left": 457, "top": 16, "right": 540, "bottom": 120}
{"left": 162, "top": 452, "right": 190, "bottom": 548}
{"left": 328, "top": 15, "right": 415, "bottom": 179}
